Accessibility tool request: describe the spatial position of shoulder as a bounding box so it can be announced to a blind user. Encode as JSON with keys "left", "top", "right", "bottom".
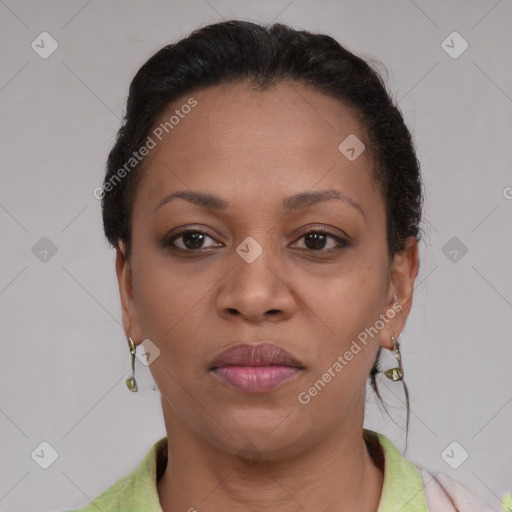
{"left": 366, "top": 430, "right": 505, "bottom": 512}
{"left": 61, "top": 437, "right": 168, "bottom": 512}
{"left": 60, "top": 470, "right": 134, "bottom": 511}
{"left": 419, "top": 467, "right": 504, "bottom": 512}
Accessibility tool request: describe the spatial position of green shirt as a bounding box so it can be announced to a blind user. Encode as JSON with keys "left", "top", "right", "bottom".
{"left": 65, "top": 429, "right": 431, "bottom": 512}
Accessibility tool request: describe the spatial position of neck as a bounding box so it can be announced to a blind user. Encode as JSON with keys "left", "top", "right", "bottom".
{"left": 157, "top": 408, "right": 384, "bottom": 512}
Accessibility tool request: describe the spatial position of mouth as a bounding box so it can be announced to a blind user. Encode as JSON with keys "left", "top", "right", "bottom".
{"left": 209, "top": 342, "right": 305, "bottom": 393}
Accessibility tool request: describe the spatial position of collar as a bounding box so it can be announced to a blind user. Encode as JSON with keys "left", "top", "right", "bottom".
{"left": 80, "top": 429, "right": 429, "bottom": 512}
{"left": 368, "top": 430, "right": 430, "bottom": 511}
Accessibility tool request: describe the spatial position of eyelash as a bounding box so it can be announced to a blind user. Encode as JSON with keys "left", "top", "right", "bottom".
{"left": 162, "top": 227, "right": 350, "bottom": 255}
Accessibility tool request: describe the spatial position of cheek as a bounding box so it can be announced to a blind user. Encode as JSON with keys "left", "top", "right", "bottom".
{"left": 299, "top": 270, "right": 386, "bottom": 415}
{"left": 302, "top": 262, "right": 389, "bottom": 399}
{"left": 314, "top": 265, "right": 389, "bottom": 339}
{"left": 131, "top": 256, "right": 206, "bottom": 356}
{"left": 131, "top": 262, "right": 211, "bottom": 411}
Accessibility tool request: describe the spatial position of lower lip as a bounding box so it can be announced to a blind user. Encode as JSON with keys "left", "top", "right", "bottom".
{"left": 211, "top": 365, "right": 301, "bottom": 393}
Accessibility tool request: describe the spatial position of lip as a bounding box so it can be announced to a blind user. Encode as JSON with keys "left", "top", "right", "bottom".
{"left": 209, "top": 343, "right": 304, "bottom": 369}
{"left": 209, "top": 343, "right": 304, "bottom": 393}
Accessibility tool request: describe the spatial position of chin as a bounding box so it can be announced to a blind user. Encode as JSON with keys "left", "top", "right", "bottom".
{"left": 205, "top": 405, "right": 308, "bottom": 456}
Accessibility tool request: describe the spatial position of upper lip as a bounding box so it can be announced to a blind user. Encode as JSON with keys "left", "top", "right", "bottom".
{"left": 209, "top": 343, "right": 304, "bottom": 370}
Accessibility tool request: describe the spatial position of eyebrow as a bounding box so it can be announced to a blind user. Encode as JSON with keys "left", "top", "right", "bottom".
{"left": 155, "top": 189, "right": 365, "bottom": 218}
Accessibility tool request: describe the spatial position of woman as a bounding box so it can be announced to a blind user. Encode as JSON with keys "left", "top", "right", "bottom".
{"left": 65, "top": 19, "right": 506, "bottom": 512}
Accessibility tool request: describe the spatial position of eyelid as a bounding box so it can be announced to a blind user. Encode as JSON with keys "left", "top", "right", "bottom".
{"left": 292, "top": 224, "right": 351, "bottom": 242}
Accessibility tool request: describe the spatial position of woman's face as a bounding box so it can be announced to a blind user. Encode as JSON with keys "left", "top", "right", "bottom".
{"left": 117, "top": 81, "right": 418, "bottom": 458}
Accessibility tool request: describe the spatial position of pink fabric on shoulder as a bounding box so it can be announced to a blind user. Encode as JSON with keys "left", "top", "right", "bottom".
{"left": 421, "top": 469, "right": 502, "bottom": 512}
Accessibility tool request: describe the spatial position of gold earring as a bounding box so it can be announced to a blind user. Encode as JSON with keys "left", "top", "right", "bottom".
{"left": 384, "top": 335, "right": 403, "bottom": 381}
{"left": 125, "top": 337, "right": 138, "bottom": 392}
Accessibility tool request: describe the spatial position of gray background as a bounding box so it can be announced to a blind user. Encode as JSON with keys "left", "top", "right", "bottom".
{"left": 0, "top": 1, "right": 511, "bottom": 511}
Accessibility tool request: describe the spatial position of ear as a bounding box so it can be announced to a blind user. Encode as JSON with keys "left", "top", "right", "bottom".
{"left": 116, "top": 241, "right": 143, "bottom": 346}
{"left": 378, "top": 236, "right": 420, "bottom": 349}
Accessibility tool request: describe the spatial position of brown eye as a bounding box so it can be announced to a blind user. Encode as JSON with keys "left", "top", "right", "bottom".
{"left": 292, "top": 230, "right": 349, "bottom": 253}
{"left": 163, "top": 229, "right": 221, "bottom": 251}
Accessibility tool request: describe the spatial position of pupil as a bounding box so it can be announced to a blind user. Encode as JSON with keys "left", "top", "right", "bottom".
{"left": 305, "top": 233, "right": 326, "bottom": 250}
{"left": 183, "top": 232, "right": 204, "bottom": 249}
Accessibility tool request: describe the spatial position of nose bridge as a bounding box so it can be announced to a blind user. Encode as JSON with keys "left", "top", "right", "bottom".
{"left": 226, "top": 205, "right": 279, "bottom": 263}
{"left": 233, "top": 231, "right": 282, "bottom": 289}
{"left": 216, "top": 229, "right": 294, "bottom": 319}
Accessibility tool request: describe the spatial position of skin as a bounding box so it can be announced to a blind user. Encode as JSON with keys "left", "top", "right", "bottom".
{"left": 116, "top": 81, "right": 419, "bottom": 512}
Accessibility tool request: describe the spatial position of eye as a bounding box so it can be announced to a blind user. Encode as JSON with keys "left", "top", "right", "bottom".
{"left": 163, "top": 228, "right": 222, "bottom": 251}
{"left": 291, "top": 229, "right": 350, "bottom": 253}
{"left": 162, "top": 227, "right": 350, "bottom": 254}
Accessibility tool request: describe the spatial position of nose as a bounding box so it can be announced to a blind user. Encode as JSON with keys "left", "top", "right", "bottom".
{"left": 215, "top": 239, "right": 297, "bottom": 323}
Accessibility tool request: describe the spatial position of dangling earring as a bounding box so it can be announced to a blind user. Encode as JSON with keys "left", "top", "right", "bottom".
{"left": 384, "top": 335, "right": 403, "bottom": 381}
{"left": 125, "top": 337, "right": 138, "bottom": 392}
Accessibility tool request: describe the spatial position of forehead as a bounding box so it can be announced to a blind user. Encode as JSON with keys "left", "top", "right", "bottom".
{"left": 133, "top": 81, "right": 380, "bottom": 217}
